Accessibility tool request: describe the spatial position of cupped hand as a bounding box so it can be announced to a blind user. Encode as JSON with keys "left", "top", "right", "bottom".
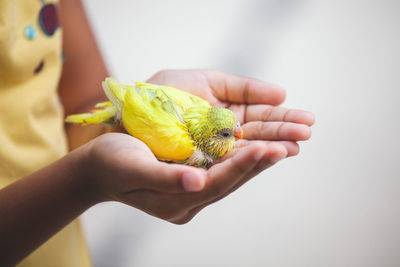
{"left": 86, "top": 69, "right": 314, "bottom": 224}
{"left": 83, "top": 133, "right": 206, "bottom": 201}
{"left": 147, "top": 69, "right": 315, "bottom": 157}
{"left": 144, "top": 69, "right": 315, "bottom": 223}
{"left": 84, "top": 133, "right": 288, "bottom": 224}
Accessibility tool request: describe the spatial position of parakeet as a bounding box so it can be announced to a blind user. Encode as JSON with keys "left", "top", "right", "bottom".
{"left": 65, "top": 78, "right": 244, "bottom": 167}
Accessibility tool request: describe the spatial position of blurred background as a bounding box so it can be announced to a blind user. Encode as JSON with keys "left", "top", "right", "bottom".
{"left": 80, "top": 0, "right": 400, "bottom": 266}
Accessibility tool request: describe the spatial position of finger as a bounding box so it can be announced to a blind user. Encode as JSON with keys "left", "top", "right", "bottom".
{"left": 215, "top": 142, "right": 287, "bottom": 196}
{"left": 202, "top": 70, "right": 286, "bottom": 105}
{"left": 124, "top": 143, "right": 285, "bottom": 223}
{"left": 163, "top": 144, "right": 265, "bottom": 218}
{"left": 218, "top": 140, "right": 298, "bottom": 163}
{"left": 127, "top": 160, "right": 207, "bottom": 193}
{"left": 278, "top": 141, "right": 299, "bottom": 157}
{"left": 214, "top": 140, "right": 267, "bottom": 162}
{"left": 203, "top": 143, "right": 266, "bottom": 199}
{"left": 236, "top": 140, "right": 299, "bottom": 156}
{"left": 242, "top": 121, "right": 311, "bottom": 141}
{"left": 178, "top": 142, "right": 288, "bottom": 223}
{"left": 223, "top": 142, "right": 287, "bottom": 196}
{"left": 244, "top": 105, "right": 315, "bottom": 126}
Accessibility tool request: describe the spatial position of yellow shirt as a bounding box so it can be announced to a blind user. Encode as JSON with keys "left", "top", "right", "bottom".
{"left": 0, "top": 1, "right": 91, "bottom": 266}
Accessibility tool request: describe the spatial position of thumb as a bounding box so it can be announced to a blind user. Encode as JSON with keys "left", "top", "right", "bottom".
{"left": 134, "top": 160, "right": 206, "bottom": 193}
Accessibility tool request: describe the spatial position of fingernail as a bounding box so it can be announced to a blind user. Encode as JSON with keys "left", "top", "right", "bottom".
{"left": 182, "top": 172, "right": 204, "bottom": 192}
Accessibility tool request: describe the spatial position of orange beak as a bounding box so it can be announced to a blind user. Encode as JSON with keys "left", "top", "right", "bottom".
{"left": 234, "top": 127, "right": 244, "bottom": 141}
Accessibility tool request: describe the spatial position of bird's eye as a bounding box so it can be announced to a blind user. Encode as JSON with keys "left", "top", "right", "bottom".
{"left": 220, "top": 129, "right": 231, "bottom": 138}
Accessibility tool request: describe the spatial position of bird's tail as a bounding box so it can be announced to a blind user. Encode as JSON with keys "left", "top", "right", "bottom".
{"left": 65, "top": 77, "right": 127, "bottom": 125}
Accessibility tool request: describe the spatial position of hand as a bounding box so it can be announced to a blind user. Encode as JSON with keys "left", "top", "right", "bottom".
{"left": 84, "top": 69, "right": 314, "bottom": 224}
{"left": 141, "top": 69, "right": 314, "bottom": 223}
{"left": 83, "top": 133, "right": 288, "bottom": 224}
{"left": 147, "top": 69, "right": 314, "bottom": 157}
{"left": 83, "top": 133, "right": 206, "bottom": 202}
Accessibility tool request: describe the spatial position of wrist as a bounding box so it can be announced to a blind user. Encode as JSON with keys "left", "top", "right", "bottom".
{"left": 68, "top": 141, "right": 103, "bottom": 207}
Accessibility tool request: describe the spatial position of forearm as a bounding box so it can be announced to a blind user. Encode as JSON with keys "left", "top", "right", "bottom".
{"left": 59, "top": 0, "right": 110, "bottom": 149}
{"left": 0, "top": 146, "right": 97, "bottom": 266}
{"left": 66, "top": 123, "right": 108, "bottom": 150}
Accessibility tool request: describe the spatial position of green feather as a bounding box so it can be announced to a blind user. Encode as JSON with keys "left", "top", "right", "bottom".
{"left": 184, "top": 107, "right": 237, "bottom": 160}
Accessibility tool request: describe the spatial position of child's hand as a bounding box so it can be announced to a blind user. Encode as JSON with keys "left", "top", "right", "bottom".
{"left": 0, "top": 69, "right": 314, "bottom": 266}
{"left": 79, "top": 69, "right": 314, "bottom": 224}
{"left": 82, "top": 132, "right": 205, "bottom": 199}
{"left": 147, "top": 69, "right": 314, "bottom": 157}
{"left": 80, "top": 132, "right": 286, "bottom": 224}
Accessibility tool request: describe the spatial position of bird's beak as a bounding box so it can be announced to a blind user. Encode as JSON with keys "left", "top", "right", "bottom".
{"left": 234, "top": 127, "right": 244, "bottom": 141}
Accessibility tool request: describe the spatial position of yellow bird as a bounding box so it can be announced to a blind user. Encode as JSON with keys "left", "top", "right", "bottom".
{"left": 66, "top": 78, "right": 243, "bottom": 167}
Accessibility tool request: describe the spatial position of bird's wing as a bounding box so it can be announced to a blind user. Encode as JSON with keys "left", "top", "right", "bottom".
{"left": 135, "top": 82, "right": 210, "bottom": 114}
{"left": 121, "top": 83, "right": 199, "bottom": 161}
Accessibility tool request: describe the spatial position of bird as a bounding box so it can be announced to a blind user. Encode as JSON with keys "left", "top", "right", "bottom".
{"left": 65, "top": 77, "right": 243, "bottom": 167}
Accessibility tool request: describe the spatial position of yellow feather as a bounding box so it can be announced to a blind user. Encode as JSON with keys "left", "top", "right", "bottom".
{"left": 133, "top": 81, "right": 210, "bottom": 112}
{"left": 65, "top": 78, "right": 235, "bottom": 165}
{"left": 65, "top": 101, "right": 116, "bottom": 125}
{"left": 122, "top": 85, "right": 195, "bottom": 161}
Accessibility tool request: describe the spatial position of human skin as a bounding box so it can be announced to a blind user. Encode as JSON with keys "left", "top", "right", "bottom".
{"left": 0, "top": 0, "right": 314, "bottom": 266}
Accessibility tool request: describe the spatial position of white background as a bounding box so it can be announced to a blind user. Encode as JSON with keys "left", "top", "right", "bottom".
{"left": 81, "top": 1, "right": 400, "bottom": 266}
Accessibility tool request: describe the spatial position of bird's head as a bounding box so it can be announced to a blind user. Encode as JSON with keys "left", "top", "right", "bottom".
{"left": 185, "top": 106, "right": 243, "bottom": 159}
